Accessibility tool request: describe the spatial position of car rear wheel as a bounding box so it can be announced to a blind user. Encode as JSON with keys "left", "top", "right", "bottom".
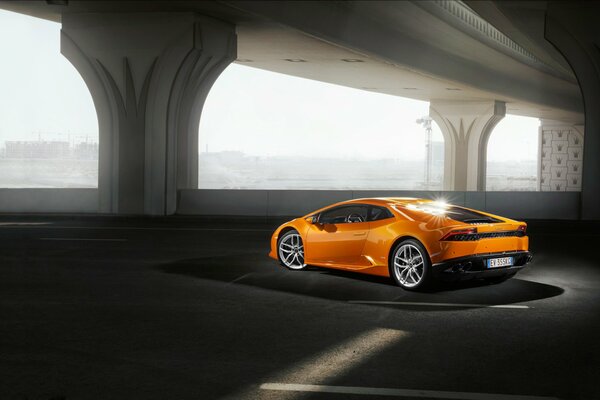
{"left": 278, "top": 230, "right": 307, "bottom": 270}
{"left": 390, "top": 239, "right": 431, "bottom": 290}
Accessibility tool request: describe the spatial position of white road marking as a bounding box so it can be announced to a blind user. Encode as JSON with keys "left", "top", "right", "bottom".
{"left": 1, "top": 225, "right": 272, "bottom": 232}
{"left": 260, "top": 383, "right": 560, "bottom": 400}
{"left": 348, "top": 300, "right": 530, "bottom": 309}
{"left": 271, "top": 328, "right": 408, "bottom": 385}
{"left": 231, "top": 328, "right": 408, "bottom": 399}
{"left": 39, "top": 238, "right": 127, "bottom": 242}
{"left": 0, "top": 222, "right": 51, "bottom": 226}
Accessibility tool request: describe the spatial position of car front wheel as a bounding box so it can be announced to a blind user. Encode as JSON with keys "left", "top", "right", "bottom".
{"left": 278, "top": 230, "right": 307, "bottom": 270}
{"left": 390, "top": 239, "right": 431, "bottom": 290}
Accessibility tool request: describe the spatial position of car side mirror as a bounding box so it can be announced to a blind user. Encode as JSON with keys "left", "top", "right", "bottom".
{"left": 305, "top": 215, "right": 319, "bottom": 224}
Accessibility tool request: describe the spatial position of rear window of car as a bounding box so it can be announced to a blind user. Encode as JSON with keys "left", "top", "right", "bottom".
{"left": 444, "top": 206, "right": 502, "bottom": 224}
{"left": 368, "top": 206, "right": 394, "bottom": 221}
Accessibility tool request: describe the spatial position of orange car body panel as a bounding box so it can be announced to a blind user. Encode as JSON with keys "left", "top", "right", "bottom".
{"left": 269, "top": 198, "right": 529, "bottom": 277}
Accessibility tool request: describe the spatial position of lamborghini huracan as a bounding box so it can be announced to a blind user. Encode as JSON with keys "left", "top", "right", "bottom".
{"left": 269, "top": 198, "right": 532, "bottom": 290}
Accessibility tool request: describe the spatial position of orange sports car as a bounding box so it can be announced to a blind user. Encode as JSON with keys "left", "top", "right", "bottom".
{"left": 269, "top": 198, "right": 532, "bottom": 290}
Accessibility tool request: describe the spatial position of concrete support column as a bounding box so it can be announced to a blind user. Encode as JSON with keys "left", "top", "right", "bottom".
{"left": 539, "top": 120, "right": 584, "bottom": 192}
{"left": 546, "top": 2, "right": 600, "bottom": 219}
{"left": 430, "top": 100, "right": 505, "bottom": 191}
{"left": 61, "top": 13, "right": 236, "bottom": 215}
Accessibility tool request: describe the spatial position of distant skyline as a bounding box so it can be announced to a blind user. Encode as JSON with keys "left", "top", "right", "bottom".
{"left": 1, "top": 9, "right": 539, "bottom": 164}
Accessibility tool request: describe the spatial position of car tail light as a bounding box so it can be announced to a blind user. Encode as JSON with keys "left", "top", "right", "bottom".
{"left": 440, "top": 227, "right": 478, "bottom": 241}
{"left": 518, "top": 225, "right": 527, "bottom": 234}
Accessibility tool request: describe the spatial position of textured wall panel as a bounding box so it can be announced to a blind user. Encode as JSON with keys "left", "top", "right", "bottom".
{"left": 540, "top": 125, "right": 583, "bottom": 192}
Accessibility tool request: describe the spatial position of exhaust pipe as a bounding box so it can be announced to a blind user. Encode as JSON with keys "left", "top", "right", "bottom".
{"left": 452, "top": 263, "right": 463, "bottom": 273}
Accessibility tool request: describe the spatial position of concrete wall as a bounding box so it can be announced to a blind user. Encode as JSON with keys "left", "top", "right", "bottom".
{"left": 0, "top": 188, "right": 578, "bottom": 219}
{"left": 178, "top": 189, "right": 580, "bottom": 220}
{"left": 0, "top": 189, "right": 98, "bottom": 213}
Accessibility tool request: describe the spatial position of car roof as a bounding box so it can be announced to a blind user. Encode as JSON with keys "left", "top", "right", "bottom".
{"left": 345, "top": 197, "right": 431, "bottom": 206}
{"left": 306, "top": 197, "right": 437, "bottom": 217}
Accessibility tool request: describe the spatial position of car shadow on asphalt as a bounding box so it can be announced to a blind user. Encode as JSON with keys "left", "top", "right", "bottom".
{"left": 159, "top": 253, "right": 564, "bottom": 311}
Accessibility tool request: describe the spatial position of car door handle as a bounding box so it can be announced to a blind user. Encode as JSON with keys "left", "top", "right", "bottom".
{"left": 354, "top": 232, "right": 367, "bottom": 236}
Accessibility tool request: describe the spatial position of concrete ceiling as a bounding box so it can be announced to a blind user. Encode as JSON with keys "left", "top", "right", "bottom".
{"left": 0, "top": 0, "right": 585, "bottom": 124}
{"left": 464, "top": 0, "right": 574, "bottom": 77}
{"left": 235, "top": 21, "right": 581, "bottom": 123}
{"left": 231, "top": 0, "right": 582, "bottom": 123}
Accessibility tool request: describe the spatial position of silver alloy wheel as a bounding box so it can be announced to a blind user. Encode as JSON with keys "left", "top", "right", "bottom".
{"left": 278, "top": 232, "right": 306, "bottom": 270}
{"left": 393, "top": 243, "right": 425, "bottom": 288}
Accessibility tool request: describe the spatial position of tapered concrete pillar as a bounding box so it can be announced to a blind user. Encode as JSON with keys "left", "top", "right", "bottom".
{"left": 430, "top": 100, "right": 505, "bottom": 191}
{"left": 546, "top": 2, "right": 600, "bottom": 219}
{"left": 61, "top": 13, "right": 236, "bottom": 215}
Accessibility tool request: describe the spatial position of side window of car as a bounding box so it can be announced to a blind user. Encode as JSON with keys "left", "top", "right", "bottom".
{"left": 319, "top": 205, "right": 368, "bottom": 224}
{"left": 368, "top": 205, "right": 394, "bottom": 221}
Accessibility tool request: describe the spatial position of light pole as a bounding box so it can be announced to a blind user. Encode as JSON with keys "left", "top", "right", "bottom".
{"left": 416, "top": 116, "right": 433, "bottom": 190}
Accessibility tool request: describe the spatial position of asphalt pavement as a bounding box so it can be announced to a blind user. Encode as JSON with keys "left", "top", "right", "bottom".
{"left": 0, "top": 216, "right": 598, "bottom": 400}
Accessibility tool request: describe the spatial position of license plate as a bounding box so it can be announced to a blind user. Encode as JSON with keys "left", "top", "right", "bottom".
{"left": 487, "top": 257, "right": 513, "bottom": 268}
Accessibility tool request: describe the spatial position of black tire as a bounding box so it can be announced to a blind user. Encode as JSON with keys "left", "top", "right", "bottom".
{"left": 277, "top": 230, "right": 307, "bottom": 270}
{"left": 486, "top": 272, "right": 516, "bottom": 285}
{"left": 389, "top": 238, "right": 431, "bottom": 291}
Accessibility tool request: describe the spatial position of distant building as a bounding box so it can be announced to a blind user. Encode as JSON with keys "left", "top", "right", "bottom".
{"left": 4, "top": 140, "right": 70, "bottom": 159}
{"left": 73, "top": 142, "right": 99, "bottom": 160}
{"left": 2, "top": 139, "right": 99, "bottom": 160}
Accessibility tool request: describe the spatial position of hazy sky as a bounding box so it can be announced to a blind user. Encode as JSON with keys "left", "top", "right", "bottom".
{"left": 201, "top": 64, "right": 539, "bottom": 162}
{"left": 1, "top": 9, "right": 539, "bottom": 162}
{"left": 0, "top": 10, "right": 98, "bottom": 144}
{"left": 488, "top": 114, "right": 539, "bottom": 162}
{"left": 200, "top": 63, "right": 443, "bottom": 161}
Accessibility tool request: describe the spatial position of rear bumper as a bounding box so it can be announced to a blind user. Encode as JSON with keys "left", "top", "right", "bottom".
{"left": 432, "top": 251, "right": 532, "bottom": 281}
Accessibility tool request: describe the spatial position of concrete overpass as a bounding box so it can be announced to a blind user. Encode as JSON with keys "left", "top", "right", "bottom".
{"left": 3, "top": 3, "right": 600, "bottom": 399}
{"left": 0, "top": 0, "right": 597, "bottom": 219}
